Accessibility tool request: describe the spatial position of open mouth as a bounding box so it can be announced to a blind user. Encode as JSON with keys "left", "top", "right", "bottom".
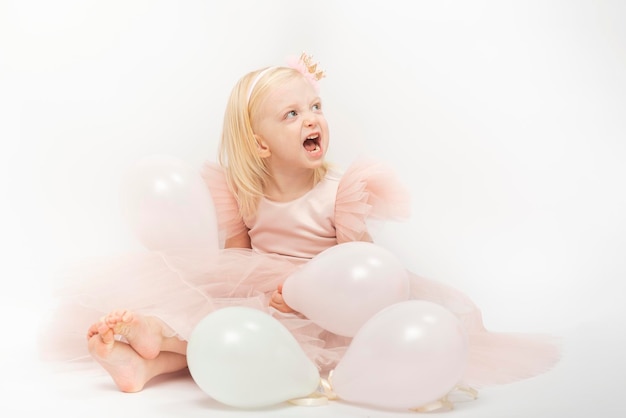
{"left": 303, "top": 134, "right": 321, "bottom": 152}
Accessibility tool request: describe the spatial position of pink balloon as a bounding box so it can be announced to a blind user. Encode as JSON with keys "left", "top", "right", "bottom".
{"left": 121, "top": 155, "right": 218, "bottom": 251}
{"left": 281, "top": 242, "right": 410, "bottom": 337}
{"left": 330, "top": 300, "right": 468, "bottom": 410}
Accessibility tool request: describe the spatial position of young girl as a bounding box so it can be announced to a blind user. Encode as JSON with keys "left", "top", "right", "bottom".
{"left": 42, "top": 53, "right": 560, "bottom": 395}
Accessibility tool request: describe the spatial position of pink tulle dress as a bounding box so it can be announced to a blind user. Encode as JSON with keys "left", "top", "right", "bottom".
{"left": 40, "top": 159, "right": 560, "bottom": 388}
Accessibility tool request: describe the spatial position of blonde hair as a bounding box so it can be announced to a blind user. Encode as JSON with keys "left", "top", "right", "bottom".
{"left": 218, "top": 66, "right": 329, "bottom": 220}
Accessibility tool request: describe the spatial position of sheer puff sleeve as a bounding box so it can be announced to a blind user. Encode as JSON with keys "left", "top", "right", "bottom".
{"left": 335, "top": 158, "right": 412, "bottom": 243}
{"left": 200, "top": 161, "right": 247, "bottom": 244}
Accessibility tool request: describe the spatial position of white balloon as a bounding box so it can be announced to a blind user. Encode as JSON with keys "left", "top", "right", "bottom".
{"left": 120, "top": 154, "right": 218, "bottom": 251}
{"left": 282, "top": 242, "right": 410, "bottom": 337}
{"left": 187, "top": 307, "right": 320, "bottom": 408}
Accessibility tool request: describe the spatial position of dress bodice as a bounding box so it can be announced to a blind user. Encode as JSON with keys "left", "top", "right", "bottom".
{"left": 244, "top": 170, "right": 341, "bottom": 260}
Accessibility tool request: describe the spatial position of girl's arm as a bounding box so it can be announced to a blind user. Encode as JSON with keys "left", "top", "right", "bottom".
{"left": 224, "top": 229, "right": 252, "bottom": 249}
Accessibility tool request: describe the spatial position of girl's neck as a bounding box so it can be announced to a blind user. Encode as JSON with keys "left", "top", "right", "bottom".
{"left": 263, "top": 168, "right": 316, "bottom": 202}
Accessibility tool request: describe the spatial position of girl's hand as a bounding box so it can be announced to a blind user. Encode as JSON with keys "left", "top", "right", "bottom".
{"left": 269, "top": 283, "right": 295, "bottom": 313}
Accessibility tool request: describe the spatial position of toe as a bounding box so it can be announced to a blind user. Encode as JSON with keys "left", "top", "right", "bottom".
{"left": 100, "top": 328, "right": 115, "bottom": 345}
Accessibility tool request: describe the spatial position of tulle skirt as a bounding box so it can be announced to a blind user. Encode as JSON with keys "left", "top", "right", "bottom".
{"left": 39, "top": 246, "right": 560, "bottom": 387}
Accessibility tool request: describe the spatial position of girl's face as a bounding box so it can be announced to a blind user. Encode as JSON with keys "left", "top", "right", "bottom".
{"left": 252, "top": 75, "right": 329, "bottom": 173}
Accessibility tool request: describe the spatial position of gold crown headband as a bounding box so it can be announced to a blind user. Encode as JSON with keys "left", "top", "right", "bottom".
{"left": 295, "top": 52, "right": 325, "bottom": 82}
{"left": 246, "top": 52, "right": 325, "bottom": 104}
{"left": 246, "top": 66, "right": 277, "bottom": 104}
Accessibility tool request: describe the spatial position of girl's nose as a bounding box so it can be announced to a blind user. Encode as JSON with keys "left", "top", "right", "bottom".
{"left": 303, "top": 113, "right": 317, "bottom": 127}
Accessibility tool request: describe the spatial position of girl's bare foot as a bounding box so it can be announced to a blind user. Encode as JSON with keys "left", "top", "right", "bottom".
{"left": 87, "top": 319, "right": 103, "bottom": 340}
{"left": 87, "top": 329, "right": 150, "bottom": 393}
{"left": 103, "top": 310, "right": 164, "bottom": 360}
{"left": 86, "top": 311, "right": 190, "bottom": 392}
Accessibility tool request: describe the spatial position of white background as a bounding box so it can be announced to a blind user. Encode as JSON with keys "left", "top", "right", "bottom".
{"left": 1, "top": 1, "right": 625, "bottom": 417}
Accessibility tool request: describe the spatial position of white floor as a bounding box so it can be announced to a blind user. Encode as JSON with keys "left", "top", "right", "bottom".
{"left": 4, "top": 303, "right": 624, "bottom": 418}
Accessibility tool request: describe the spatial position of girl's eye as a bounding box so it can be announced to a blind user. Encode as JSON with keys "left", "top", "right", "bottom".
{"left": 312, "top": 103, "right": 321, "bottom": 111}
{"left": 286, "top": 110, "right": 297, "bottom": 119}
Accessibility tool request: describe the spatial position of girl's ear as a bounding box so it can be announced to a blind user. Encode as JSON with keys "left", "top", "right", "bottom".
{"left": 254, "top": 134, "right": 271, "bottom": 158}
